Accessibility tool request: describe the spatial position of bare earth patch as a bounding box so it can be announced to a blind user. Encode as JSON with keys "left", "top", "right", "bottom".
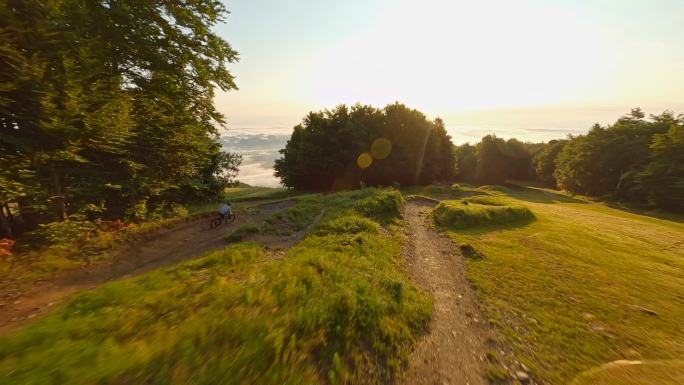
{"left": 0, "top": 199, "right": 296, "bottom": 334}
{"left": 400, "top": 199, "right": 490, "bottom": 385}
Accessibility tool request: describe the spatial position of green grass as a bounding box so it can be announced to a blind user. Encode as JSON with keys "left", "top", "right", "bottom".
{"left": 224, "top": 223, "right": 262, "bottom": 242}
{"left": 2, "top": 188, "right": 296, "bottom": 285}
{"left": 0, "top": 188, "right": 431, "bottom": 385}
{"left": 433, "top": 196, "right": 534, "bottom": 229}
{"left": 224, "top": 186, "right": 297, "bottom": 202}
{"left": 225, "top": 194, "right": 325, "bottom": 241}
{"left": 570, "top": 360, "right": 684, "bottom": 385}
{"left": 264, "top": 194, "right": 325, "bottom": 234}
{"left": 438, "top": 185, "right": 684, "bottom": 385}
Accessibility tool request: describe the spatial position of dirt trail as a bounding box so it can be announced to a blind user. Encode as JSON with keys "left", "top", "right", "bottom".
{"left": 0, "top": 199, "right": 296, "bottom": 334}
{"left": 400, "top": 199, "right": 489, "bottom": 385}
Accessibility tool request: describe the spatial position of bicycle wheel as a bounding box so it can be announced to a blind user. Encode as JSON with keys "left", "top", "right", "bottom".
{"left": 226, "top": 214, "right": 236, "bottom": 224}
{"left": 210, "top": 217, "right": 222, "bottom": 229}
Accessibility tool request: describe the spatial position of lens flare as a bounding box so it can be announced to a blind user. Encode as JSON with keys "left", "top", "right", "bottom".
{"left": 371, "top": 138, "right": 392, "bottom": 159}
{"left": 357, "top": 152, "right": 373, "bottom": 169}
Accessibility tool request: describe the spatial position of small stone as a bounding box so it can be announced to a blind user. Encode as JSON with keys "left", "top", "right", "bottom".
{"left": 515, "top": 371, "right": 530, "bottom": 384}
{"left": 27, "top": 314, "right": 36, "bottom": 319}
{"left": 521, "top": 363, "right": 529, "bottom": 372}
{"left": 633, "top": 305, "right": 658, "bottom": 316}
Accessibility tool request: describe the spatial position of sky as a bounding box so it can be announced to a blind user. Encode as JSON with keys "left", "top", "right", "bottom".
{"left": 214, "top": 0, "right": 684, "bottom": 185}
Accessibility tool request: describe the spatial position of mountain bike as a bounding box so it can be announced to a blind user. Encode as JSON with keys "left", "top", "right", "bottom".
{"left": 209, "top": 213, "right": 236, "bottom": 229}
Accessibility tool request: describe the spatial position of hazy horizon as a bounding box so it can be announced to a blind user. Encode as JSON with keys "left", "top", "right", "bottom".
{"left": 215, "top": 0, "right": 684, "bottom": 186}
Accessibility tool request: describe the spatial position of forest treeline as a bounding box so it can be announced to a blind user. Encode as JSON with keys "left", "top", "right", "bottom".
{"left": 274, "top": 103, "right": 456, "bottom": 190}
{"left": 276, "top": 105, "right": 682, "bottom": 211}
{"left": 0, "top": 1, "right": 240, "bottom": 238}
{"left": 455, "top": 109, "right": 684, "bottom": 211}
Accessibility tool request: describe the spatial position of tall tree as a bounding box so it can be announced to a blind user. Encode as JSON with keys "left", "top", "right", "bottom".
{"left": 454, "top": 143, "right": 478, "bottom": 182}
{"left": 275, "top": 103, "right": 455, "bottom": 190}
{"left": 634, "top": 122, "right": 684, "bottom": 210}
{"left": 0, "top": 0, "right": 241, "bottom": 232}
{"left": 532, "top": 140, "right": 566, "bottom": 187}
{"left": 475, "top": 135, "right": 509, "bottom": 184}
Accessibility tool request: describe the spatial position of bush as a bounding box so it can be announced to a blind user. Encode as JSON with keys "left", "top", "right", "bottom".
{"left": 433, "top": 200, "right": 534, "bottom": 229}
{"left": 32, "top": 220, "right": 100, "bottom": 249}
{"left": 354, "top": 189, "right": 403, "bottom": 219}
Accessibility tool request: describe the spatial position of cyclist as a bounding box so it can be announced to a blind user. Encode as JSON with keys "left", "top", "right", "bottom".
{"left": 218, "top": 201, "right": 233, "bottom": 220}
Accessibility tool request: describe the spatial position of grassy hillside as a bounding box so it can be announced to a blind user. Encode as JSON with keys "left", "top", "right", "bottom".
{"left": 437, "top": 184, "right": 684, "bottom": 385}
{"left": 0, "top": 189, "right": 431, "bottom": 385}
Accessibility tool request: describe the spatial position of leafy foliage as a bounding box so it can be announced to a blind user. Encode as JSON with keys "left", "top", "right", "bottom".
{"left": 454, "top": 135, "right": 541, "bottom": 184}
{"left": 0, "top": 0, "right": 241, "bottom": 237}
{"left": 554, "top": 109, "right": 683, "bottom": 210}
{"left": 635, "top": 124, "right": 684, "bottom": 210}
{"left": 532, "top": 139, "right": 567, "bottom": 187}
{"left": 274, "top": 103, "right": 455, "bottom": 190}
{"left": 456, "top": 109, "right": 683, "bottom": 211}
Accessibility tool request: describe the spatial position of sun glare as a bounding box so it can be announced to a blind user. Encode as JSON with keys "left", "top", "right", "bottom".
{"left": 303, "top": 0, "right": 612, "bottom": 113}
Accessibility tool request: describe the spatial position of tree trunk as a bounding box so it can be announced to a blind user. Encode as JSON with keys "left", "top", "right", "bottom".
{"left": 4, "top": 203, "right": 13, "bottom": 221}
{"left": 49, "top": 163, "right": 68, "bottom": 221}
{"left": 614, "top": 170, "right": 626, "bottom": 198}
{"left": 0, "top": 203, "right": 13, "bottom": 239}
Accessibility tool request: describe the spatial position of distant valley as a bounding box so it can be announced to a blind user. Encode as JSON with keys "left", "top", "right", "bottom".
{"left": 220, "top": 133, "right": 290, "bottom": 187}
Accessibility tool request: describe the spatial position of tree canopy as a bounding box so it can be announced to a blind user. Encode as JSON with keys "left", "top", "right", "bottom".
{"left": 0, "top": 0, "right": 240, "bottom": 237}
{"left": 274, "top": 103, "right": 456, "bottom": 190}
{"left": 554, "top": 109, "right": 682, "bottom": 209}
{"left": 454, "top": 135, "right": 539, "bottom": 185}
{"left": 455, "top": 108, "right": 684, "bottom": 212}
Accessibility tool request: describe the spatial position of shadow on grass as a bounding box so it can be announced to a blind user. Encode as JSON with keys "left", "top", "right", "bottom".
{"left": 504, "top": 185, "right": 587, "bottom": 204}
{"left": 437, "top": 215, "right": 537, "bottom": 237}
{"left": 604, "top": 201, "right": 684, "bottom": 224}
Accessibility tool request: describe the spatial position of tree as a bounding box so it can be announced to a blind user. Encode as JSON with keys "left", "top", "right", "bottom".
{"left": 532, "top": 140, "right": 566, "bottom": 187}
{"left": 634, "top": 123, "right": 684, "bottom": 210}
{"left": 475, "top": 135, "right": 509, "bottom": 184}
{"left": 0, "top": 0, "right": 241, "bottom": 233}
{"left": 454, "top": 143, "right": 478, "bottom": 182}
{"left": 555, "top": 110, "right": 672, "bottom": 198}
{"left": 274, "top": 103, "right": 455, "bottom": 190}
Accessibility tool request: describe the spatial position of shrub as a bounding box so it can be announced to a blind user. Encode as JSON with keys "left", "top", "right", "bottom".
{"left": 433, "top": 200, "right": 534, "bottom": 229}
{"left": 32, "top": 220, "right": 100, "bottom": 249}
{"left": 354, "top": 189, "right": 403, "bottom": 219}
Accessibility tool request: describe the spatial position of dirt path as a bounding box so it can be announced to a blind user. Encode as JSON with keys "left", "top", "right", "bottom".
{"left": 400, "top": 199, "right": 489, "bottom": 385}
{"left": 0, "top": 199, "right": 296, "bottom": 334}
